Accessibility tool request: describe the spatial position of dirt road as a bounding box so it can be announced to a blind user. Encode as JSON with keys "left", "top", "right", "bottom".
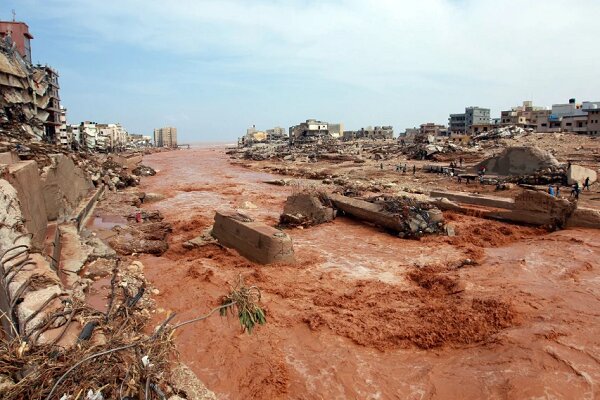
{"left": 133, "top": 146, "right": 600, "bottom": 399}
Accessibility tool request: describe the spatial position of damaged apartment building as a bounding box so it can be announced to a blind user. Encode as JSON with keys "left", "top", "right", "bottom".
{"left": 0, "top": 19, "right": 62, "bottom": 142}
{"left": 343, "top": 126, "right": 394, "bottom": 141}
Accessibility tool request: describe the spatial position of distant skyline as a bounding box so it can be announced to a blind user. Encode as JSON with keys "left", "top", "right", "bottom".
{"left": 2, "top": 0, "right": 600, "bottom": 142}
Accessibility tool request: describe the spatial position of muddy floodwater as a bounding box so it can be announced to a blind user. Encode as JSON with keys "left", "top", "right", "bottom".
{"left": 133, "top": 146, "right": 600, "bottom": 399}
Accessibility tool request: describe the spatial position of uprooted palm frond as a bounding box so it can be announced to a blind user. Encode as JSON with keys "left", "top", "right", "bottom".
{"left": 219, "top": 275, "right": 266, "bottom": 333}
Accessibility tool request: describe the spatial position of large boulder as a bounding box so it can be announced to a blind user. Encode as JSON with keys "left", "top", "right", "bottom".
{"left": 567, "top": 164, "right": 597, "bottom": 186}
{"left": 475, "top": 146, "right": 559, "bottom": 176}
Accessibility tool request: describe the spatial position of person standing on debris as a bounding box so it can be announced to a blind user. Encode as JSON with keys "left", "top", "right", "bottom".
{"left": 413, "top": 165, "right": 416, "bottom": 175}
{"left": 380, "top": 163, "right": 383, "bottom": 170}
{"left": 548, "top": 185, "right": 555, "bottom": 197}
{"left": 555, "top": 185, "right": 560, "bottom": 197}
{"left": 396, "top": 164, "right": 400, "bottom": 172}
{"left": 403, "top": 164, "right": 407, "bottom": 174}
{"left": 459, "top": 157, "right": 463, "bottom": 167}
{"left": 584, "top": 177, "right": 591, "bottom": 190}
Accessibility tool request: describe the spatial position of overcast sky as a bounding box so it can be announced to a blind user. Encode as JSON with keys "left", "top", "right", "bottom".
{"left": 3, "top": 0, "right": 600, "bottom": 141}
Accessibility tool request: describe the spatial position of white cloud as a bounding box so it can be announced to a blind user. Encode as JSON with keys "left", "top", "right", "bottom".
{"left": 19, "top": 0, "right": 600, "bottom": 135}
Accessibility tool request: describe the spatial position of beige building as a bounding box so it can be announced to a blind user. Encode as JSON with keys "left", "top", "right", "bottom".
{"left": 587, "top": 108, "right": 600, "bottom": 135}
{"left": 154, "top": 127, "right": 178, "bottom": 147}
{"left": 500, "top": 101, "right": 551, "bottom": 131}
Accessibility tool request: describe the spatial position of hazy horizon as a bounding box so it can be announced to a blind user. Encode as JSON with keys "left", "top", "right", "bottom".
{"left": 3, "top": 0, "right": 600, "bottom": 142}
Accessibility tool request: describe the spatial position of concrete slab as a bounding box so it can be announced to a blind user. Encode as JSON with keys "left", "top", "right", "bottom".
{"left": 430, "top": 190, "right": 515, "bottom": 209}
{"left": 212, "top": 211, "right": 295, "bottom": 264}
{"left": 328, "top": 194, "right": 405, "bottom": 232}
{"left": 5, "top": 161, "right": 48, "bottom": 250}
{"left": 567, "top": 164, "right": 597, "bottom": 186}
{"left": 0, "top": 151, "right": 19, "bottom": 165}
{"left": 41, "top": 154, "right": 91, "bottom": 221}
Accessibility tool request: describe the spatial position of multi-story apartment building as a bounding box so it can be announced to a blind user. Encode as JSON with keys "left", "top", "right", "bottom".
{"left": 537, "top": 99, "right": 600, "bottom": 133}
{"left": 80, "top": 122, "right": 99, "bottom": 151}
{"left": 154, "top": 127, "right": 178, "bottom": 147}
{"left": 97, "top": 123, "right": 128, "bottom": 152}
{"left": 587, "top": 108, "right": 600, "bottom": 136}
{"left": 500, "top": 101, "right": 550, "bottom": 130}
{"left": 449, "top": 107, "right": 490, "bottom": 134}
{"left": 41, "top": 66, "right": 61, "bottom": 142}
{"left": 57, "top": 106, "right": 70, "bottom": 147}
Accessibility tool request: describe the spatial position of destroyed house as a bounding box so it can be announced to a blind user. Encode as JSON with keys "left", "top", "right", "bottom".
{"left": 0, "top": 28, "right": 62, "bottom": 142}
{"left": 289, "top": 119, "right": 330, "bottom": 144}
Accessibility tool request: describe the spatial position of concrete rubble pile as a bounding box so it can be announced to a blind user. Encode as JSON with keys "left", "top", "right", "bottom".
{"left": 474, "top": 125, "right": 528, "bottom": 141}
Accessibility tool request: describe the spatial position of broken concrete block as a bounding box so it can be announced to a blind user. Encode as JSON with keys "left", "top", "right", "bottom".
{"left": 567, "top": 164, "right": 597, "bottom": 186}
{"left": 212, "top": 211, "right": 295, "bottom": 264}
{"left": 280, "top": 193, "right": 335, "bottom": 227}
{"left": 0, "top": 151, "right": 19, "bottom": 165}
{"left": 5, "top": 161, "right": 48, "bottom": 250}
{"left": 566, "top": 207, "right": 600, "bottom": 229}
{"left": 328, "top": 194, "right": 407, "bottom": 232}
{"left": 41, "top": 154, "right": 91, "bottom": 221}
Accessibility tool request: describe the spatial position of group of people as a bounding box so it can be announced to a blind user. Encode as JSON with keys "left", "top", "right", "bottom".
{"left": 549, "top": 177, "right": 592, "bottom": 200}
{"left": 394, "top": 163, "right": 416, "bottom": 175}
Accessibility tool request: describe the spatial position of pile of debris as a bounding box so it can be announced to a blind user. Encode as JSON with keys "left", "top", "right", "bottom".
{"left": 474, "top": 125, "right": 528, "bottom": 141}
{"left": 369, "top": 195, "right": 446, "bottom": 237}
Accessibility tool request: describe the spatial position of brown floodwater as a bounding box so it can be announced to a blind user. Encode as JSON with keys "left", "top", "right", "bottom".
{"left": 131, "top": 146, "right": 600, "bottom": 399}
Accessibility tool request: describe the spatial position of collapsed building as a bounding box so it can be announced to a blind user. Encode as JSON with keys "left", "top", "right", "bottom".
{"left": 289, "top": 119, "right": 344, "bottom": 145}
{"left": 342, "top": 126, "right": 394, "bottom": 141}
{"left": 239, "top": 125, "right": 288, "bottom": 147}
{"left": 0, "top": 20, "right": 62, "bottom": 142}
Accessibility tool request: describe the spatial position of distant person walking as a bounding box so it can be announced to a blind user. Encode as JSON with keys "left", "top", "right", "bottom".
{"left": 584, "top": 177, "right": 591, "bottom": 190}
{"left": 403, "top": 164, "right": 407, "bottom": 174}
{"left": 459, "top": 157, "right": 463, "bottom": 167}
{"left": 413, "top": 165, "right": 416, "bottom": 175}
{"left": 380, "top": 163, "right": 383, "bottom": 170}
{"left": 571, "top": 182, "right": 580, "bottom": 199}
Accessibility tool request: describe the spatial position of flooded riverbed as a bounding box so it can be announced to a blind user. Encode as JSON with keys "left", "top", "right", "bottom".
{"left": 132, "top": 147, "right": 600, "bottom": 399}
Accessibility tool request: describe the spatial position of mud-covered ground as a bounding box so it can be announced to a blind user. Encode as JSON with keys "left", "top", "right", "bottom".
{"left": 92, "top": 146, "right": 600, "bottom": 399}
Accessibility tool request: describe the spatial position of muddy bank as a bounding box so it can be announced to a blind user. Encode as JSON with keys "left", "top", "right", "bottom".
{"left": 98, "top": 147, "right": 600, "bottom": 399}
